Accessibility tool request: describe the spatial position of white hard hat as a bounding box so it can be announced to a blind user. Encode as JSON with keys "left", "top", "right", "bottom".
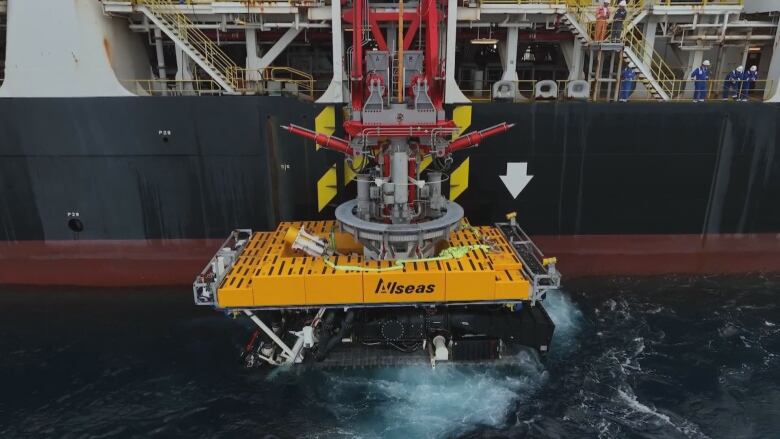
{"left": 750, "top": 65, "right": 758, "bottom": 72}
{"left": 737, "top": 65, "right": 744, "bottom": 72}
{"left": 619, "top": 0, "right": 627, "bottom": 5}
{"left": 603, "top": 0, "right": 610, "bottom": 3}
{"left": 628, "top": 62, "right": 635, "bottom": 68}
{"left": 703, "top": 60, "right": 711, "bottom": 66}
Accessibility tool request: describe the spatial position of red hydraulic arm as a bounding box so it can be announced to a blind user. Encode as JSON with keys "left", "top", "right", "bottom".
{"left": 445, "top": 123, "right": 515, "bottom": 154}
{"left": 282, "top": 124, "right": 353, "bottom": 155}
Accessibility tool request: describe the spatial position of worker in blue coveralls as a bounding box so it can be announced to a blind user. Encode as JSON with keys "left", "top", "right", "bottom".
{"left": 739, "top": 65, "right": 758, "bottom": 101}
{"left": 619, "top": 62, "right": 637, "bottom": 102}
{"left": 690, "top": 60, "right": 711, "bottom": 102}
{"left": 722, "top": 65, "right": 744, "bottom": 100}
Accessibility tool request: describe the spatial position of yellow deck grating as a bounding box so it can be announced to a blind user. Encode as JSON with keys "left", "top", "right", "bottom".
{"left": 216, "top": 220, "right": 531, "bottom": 308}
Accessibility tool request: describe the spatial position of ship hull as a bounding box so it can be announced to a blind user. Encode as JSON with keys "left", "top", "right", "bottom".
{"left": 1, "top": 234, "right": 778, "bottom": 286}
{"left": 1, "top": 97, "right": 778, "bottom": 285}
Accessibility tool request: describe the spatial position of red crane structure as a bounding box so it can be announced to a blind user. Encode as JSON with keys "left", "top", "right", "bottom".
{"left": 194, "top": 0, "right": 560, "bottom": 369}
{"left": 282, "top": 0, "right": 514, "bottom": 257}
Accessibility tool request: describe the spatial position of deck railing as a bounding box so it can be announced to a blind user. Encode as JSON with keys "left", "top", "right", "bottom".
{"left": 477, "top": 0, "right": 741, "bottom": 4}
{"left": 124, "top": 66, "right": 316, "bottom": 98}
{"left": 265, "top": 66, "right": 315, "bottom": 99}
{"left": 652, "top": 0, "right": 743, "bottom": 6}
{"left": 460, "top": 78, "right": 773, "bottom": 103}
{"left": 122, "top": 79, "right": 224, "bottom": 96}
{"left": 131, "top": 0, "right": 323, "bottom": 4}
{"left": 478, "top": 0, "right": 586, "bottom": 4}
{"left": 124, "top": 76, "right": 773, "bottom": 102}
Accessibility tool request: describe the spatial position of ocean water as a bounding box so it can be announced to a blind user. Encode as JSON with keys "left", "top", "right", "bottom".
{"left": 1, "top": 275, "right": 778, "bottom": 438}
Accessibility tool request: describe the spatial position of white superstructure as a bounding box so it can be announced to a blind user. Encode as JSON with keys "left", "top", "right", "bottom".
{"left": 0, "top": 0, "right": 778, "bottom": 102}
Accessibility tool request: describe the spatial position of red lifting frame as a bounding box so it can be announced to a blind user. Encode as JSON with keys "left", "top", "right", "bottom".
{"left": 421, "top": 0, "right": 442, "bottom": 110}
{"left": 350, "top": 0, "right": 364, "bottom": 112}
{"left": 345, "top": 0, "right": 443, "bottom": 115}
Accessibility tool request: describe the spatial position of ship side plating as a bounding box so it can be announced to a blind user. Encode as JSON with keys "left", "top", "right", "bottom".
{"left": 0, "top": 0, "right": 779, "bottom": 287}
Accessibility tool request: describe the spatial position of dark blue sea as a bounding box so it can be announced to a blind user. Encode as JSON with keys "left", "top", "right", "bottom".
{"left": 1, "top": 275, "right": 779, "bottom": 438}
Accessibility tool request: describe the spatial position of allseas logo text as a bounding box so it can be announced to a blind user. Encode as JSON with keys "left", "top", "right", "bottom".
{"left": 374, "top": 279, "right": 435, "bottom": 295}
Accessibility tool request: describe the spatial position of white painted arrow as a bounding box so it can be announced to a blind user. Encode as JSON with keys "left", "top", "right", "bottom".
{"left": 499, "top": 162, "right": 534, "bottom": 199}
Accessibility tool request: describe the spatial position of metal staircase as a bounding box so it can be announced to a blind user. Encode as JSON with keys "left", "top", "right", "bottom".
{"left": 137, "top": 0, "right": 241, "bottom": 94}
{"left": 616, "top": 1, "right": 672, "bottom": 101}
{"left": 621, "top": 28, "right": 675, "bottom": 101}
{"left": 560, "top": 11, "right": 591, "bottom": 45}
{"left": 561, "top": 0, "right": 673, "bottom": 101}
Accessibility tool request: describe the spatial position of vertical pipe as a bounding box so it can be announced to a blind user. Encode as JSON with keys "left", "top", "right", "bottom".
{"left": 606, "top": 51, "right": 615, "bottom": 99}
{"left": 154, "top": 28, "right": 167, "bottom": 79}
{"left": 154, "top": 28, "right": 168, "bottom": 96}
{"left": 356, "top": 174, "right": 371, "bottom": 220}
{"left": 423, "top": 0, "right": 440, "bottom": 107}
{"left": 427, "top": 171, "right": 442, "bottom": 212}
{"left": 352, "top": 0, "right": 364, "bottom": 111}
{"left": 594, "top": 50, "right": 604, "bottom": 101}
{"left": 397, "top": 0, "right": 404, "bottom": 103}
{"left": 613, "top": 51, "right": 624, "bottom": 102}
{"left": 407, "top": 156, "right": 416, "bottom": 208}
{"left": 473, "top": 70, "right": 484, "bottom": 98}
{"left": 391, "top": 150, "right": 408, "bottom": 205}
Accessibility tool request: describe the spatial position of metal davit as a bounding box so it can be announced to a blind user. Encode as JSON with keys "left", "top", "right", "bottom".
{"left": 192, "top": 0, "right": 561, "bottom": 368}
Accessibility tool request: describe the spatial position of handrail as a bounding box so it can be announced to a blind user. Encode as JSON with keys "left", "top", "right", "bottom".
{"left": 133, "top": 0, "right": 323, "bottom": 4}
{"left": 477, "top": 0, "right": 588, "bottom": 4}
{"left": 582, "top": 0, "right": 645, "bottom": 41}
{"left": 623, "top": 27, "right": 677, "bottom": 97}
{"left": 232, "top": 66, "right": 316, "bottom": 99}
{"left": 122, "top": 67, "right": 318, "bottom": 99}
{"left": 459, "top": 78, "right": 772, "bottom": 102}
{"left": 122, "top": 77, "right": 772, "bottom": 102}
{"left": 122, "top": 78, "right": 224, "bottom": 95}
{"left": 653, "top": 0, "right": 743, "bottom": 5}
{"left": 622, "top": 0, "right": 645, "bottom": 37}
{"left": 266, "top": 66, "right": 315, "bottom": 99}
{"left": 476, "top": 0, "right": 741, "bottom": 5}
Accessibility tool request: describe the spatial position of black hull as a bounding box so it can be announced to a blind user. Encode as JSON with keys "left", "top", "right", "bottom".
{"left": 1, "top": 97, "right": 778, "bottom": 283}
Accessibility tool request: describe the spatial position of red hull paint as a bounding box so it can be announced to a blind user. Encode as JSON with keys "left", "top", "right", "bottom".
{"left": 0, "top": 239, "right": 223, "bottom": 287}
{"left": 534, "top": 234, "right": 780, "bottom": 276}
{"left": 0, "top": 234, "right": 778, "bottom": 287}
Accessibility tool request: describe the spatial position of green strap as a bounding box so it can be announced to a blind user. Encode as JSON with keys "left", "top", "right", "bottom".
{"left": 322, "top": 244, "right": 491, "bottom": 273}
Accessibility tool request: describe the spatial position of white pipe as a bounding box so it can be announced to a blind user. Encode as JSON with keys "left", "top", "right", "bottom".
{"left": 243, "top": 310, "right": 296, "bottom": 361}
{"left": 391, "top": 149, "right": 409, "bottom": 205}
{"left": 154, "top": 28, "right": 166, "bottom": 79}
{"left": 675, "top": 22, "right": 777, "bottom": 29}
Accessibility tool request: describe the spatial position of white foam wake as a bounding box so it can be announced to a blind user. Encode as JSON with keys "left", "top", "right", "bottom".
{"left": 319, "top": 357, "right": 545, "bottom": 439}
{"left": 271, "top": 291, "right": 585, "bottom": 438}
{"left": 319, "top": 292, "right": 583, "bottom": 438}
{"left": 544, "top": 289, "right": 585, "bottom": 354}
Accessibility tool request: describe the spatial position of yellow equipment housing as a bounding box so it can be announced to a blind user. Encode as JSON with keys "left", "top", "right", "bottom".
{"left": 216, "top": 220, "right": 531, "bottom": 308}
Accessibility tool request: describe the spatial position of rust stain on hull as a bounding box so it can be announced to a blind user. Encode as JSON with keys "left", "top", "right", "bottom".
{"left": 103, "top": 37, "right": 113, "bottom": 68}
